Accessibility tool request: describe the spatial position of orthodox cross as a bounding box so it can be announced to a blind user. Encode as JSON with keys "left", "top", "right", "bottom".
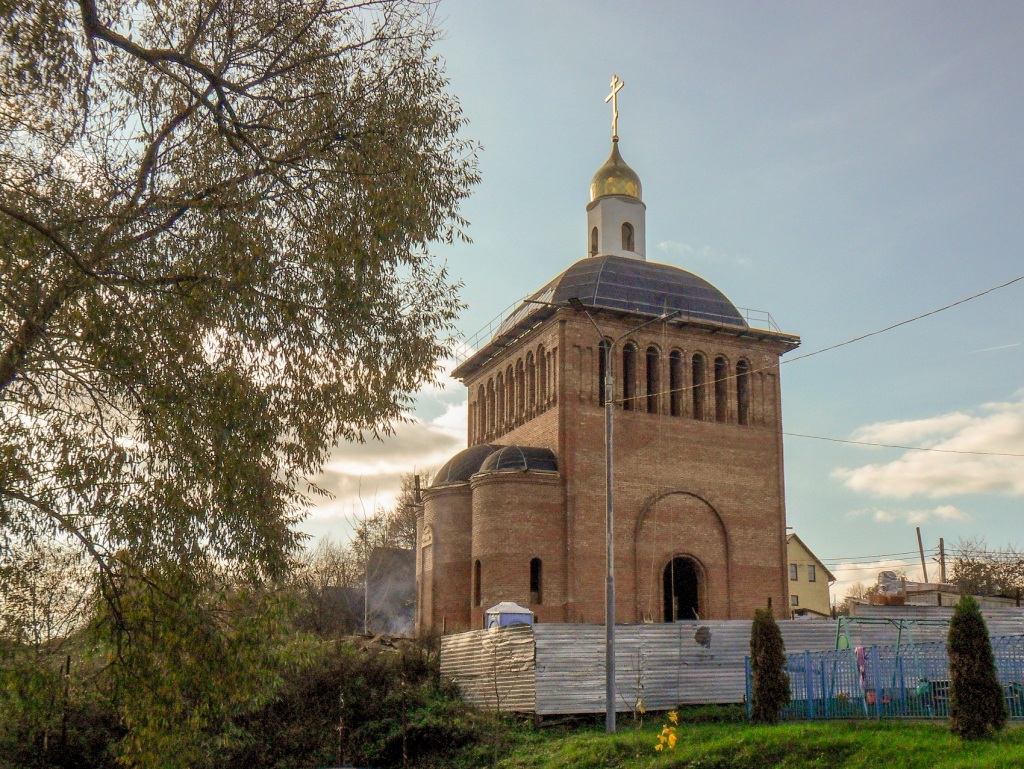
{"left": 605, "top": 74, "right": 625, "bottom": 141}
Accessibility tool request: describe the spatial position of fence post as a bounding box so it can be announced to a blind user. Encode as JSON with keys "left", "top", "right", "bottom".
{"left": 822, "top": 659, "right": 829, "bottom": 719}
{"left": 805, "top": 651, "right": 814, "bottom": 720}
{"left": 871, "top": 646, "right": 883, "bottom": 720}
{"left": 744, "top": 657, "right": 752, "bottom": 722}
{"left": 896, "top": 654, "right": 907, "bottom": 717}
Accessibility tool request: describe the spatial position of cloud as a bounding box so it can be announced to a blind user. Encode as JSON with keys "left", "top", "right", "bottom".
{"left": 418, "top": 355, "right": 470, "bottom": 402}
{"left": 850, "top": 413, "right": 974, "bottom": 445}
{"left": 656, "top": 241, "right": 751, "bottom": 268}
{"left": 966, "top": 342, "right": 1021, "bottom": 355}
{"left": 865, "top": 504, "right": 969, "bottom": 525}
{"left": 833, "top": 393, "right": 1024, "bottom": 499}
{"left": 299, "top": 365, "right": 470, "bottom": 537}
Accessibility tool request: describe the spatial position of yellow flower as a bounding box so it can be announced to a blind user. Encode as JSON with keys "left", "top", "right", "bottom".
{"left": 654, "top": 715, "right": 680, "bottom": 753}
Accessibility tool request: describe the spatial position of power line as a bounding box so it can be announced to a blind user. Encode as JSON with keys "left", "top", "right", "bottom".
{"left": 822, "top": 545, "right": 1024, "bottom": 566}
{"left": 821, "top": 550, "right": 936, "bottom": 565}
{"left": 828, "top": 563, "right": 925, "bottom": 574}
{"left": 824, "top": 560, "right": 936, "bottom": 571}
{"left": 781, "top": 273, "right": 1024, "bottom": 366}
{"left": 783, "top": 431, "right": 1024, "bottom": 458}
{"left": 597, "top": 271, "right": 1024, "bottom": 410}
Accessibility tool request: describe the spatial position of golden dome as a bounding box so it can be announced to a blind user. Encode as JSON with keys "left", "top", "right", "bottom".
{"left": 589, "top": 140, "right": 642, "bottom": 202}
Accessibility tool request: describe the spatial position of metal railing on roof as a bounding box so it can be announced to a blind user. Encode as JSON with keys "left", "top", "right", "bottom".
{"left": 452, "top": 297, "right": 786, "bottom": 368}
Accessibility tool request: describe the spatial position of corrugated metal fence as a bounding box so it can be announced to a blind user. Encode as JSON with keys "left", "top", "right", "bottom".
{"left": 439, "top": 623, "right": 536, "bottom": 712}
{"left": 442, "top": 620, "right": 838, "bottom": 715}
{"left": 440, "top": 609, "right": 1024, "bottom": 716}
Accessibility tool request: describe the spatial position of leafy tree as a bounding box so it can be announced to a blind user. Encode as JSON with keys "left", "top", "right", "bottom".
{"left": 835, "top": 581, "right": 871, "bottom": 616}
{"left": 947, "top": 594, "right": 1007, "bottom": 740}
{"left": 383, "top": 470, "right": 433, "bottom": 550}
{"left": 291, "top": 470, "right": 430, "bottom": 638}
{"left": 1, "top": 0, "right": 476, "bottom": 763}
{"left": 950, "top": 538, "right": 1024, "bottom": 599}
{"left": 353, "top": 470, "right": 433, "bottom": 553}
{"left": 0, "top": 537, "right": 94, "bottom": 650}
{"left": 291, "top": 536, "right": 363, "bottom": 637}
{"left": 749, "top": 607, "right": 790, "bottom": 724}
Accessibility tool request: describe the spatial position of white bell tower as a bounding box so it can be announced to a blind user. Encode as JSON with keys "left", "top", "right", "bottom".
{"left": 587, "top": 74, "right": 646, "bottom": 260}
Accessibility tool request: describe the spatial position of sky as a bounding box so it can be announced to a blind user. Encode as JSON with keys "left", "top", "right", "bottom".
{"left": 301, "top": 1, "right": 1024, "bottom": 603}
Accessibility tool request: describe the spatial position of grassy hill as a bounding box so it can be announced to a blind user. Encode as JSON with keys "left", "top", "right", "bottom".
{"left": 443, "top": 711, "right": 1024, "bottom": 769}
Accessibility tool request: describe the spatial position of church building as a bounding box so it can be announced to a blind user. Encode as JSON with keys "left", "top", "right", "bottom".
{"left": 416, "top": 82, "right": 800, "bottom": 634}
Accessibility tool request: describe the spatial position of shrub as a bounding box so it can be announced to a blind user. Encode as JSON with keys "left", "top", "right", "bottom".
{"left": 229, "top": 637, "right": 485, "bottom": 768}
{"left": 948, "top": 594, "right": 1007, "bottom": 740}
{"left": 749, "top": 607, "right": 790, "bottom": 724}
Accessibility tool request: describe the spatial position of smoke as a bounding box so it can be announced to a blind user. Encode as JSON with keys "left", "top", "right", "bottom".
{"left": 365, "top": 547, "right": 416, "bottom": 636}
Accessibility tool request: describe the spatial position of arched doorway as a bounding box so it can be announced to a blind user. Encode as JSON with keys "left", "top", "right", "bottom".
{"left": 663, "top": 557, "right": 700, "bottom": 621}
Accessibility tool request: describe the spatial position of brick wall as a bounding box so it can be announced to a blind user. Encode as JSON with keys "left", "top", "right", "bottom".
{"left": 419, "top": 307, "right": 797, "bottom": 633}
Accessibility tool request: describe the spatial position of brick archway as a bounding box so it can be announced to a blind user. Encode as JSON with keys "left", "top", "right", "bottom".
{"left": 633, "top": 491, "right": 731, "bottom": 621}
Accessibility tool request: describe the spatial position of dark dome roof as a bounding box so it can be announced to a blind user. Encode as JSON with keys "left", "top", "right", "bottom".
{"left": 431, "top": 444, "right": 500, "bottom": 487}
{"left": 542, "top": 255, "right": 747, "bottom": 328}
{"left": 478, "top": 446, "right": 558, "bottom": 475}
{"left": 456, "top": 255, "right": 762, "bottom": 380}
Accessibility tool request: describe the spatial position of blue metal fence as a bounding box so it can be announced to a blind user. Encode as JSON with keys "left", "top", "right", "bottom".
{"left": 745, "top": 634, "right": 1024, "bottom": 721}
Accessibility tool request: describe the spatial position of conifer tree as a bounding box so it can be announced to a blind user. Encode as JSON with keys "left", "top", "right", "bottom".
{"left": 749, "top": 607, "right": 790, "bottom": 723}
{"left": 947, "top": 594, "right": 1007, "bottom": 739}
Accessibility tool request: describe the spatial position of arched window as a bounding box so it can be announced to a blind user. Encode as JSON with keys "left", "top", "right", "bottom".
{"left": 669, "top": 350, "right": 684, "bottom": 417}
{"left": 590, "top": 226, "right": 599, "bottom": 256}
{"left": 526, "top": 353, "right": 536, "bottom": 414}
{"left": 646, "top": 346, "right": 660, "bottom": 414}
{"left": 714, "top": 356, "right": 728, "bottom": 423}
{"left": 736, "top": 359, "right": 751, "bottom": 426}
{"left": 598, "top": 339, "right": 611, "bottom": 406}
{"left": 486, "top": 379, "right": 495, "bottom": 437}
{"left": 530, "top": 558, "right": 543, "bottom": 604}
{"left": 505, "top": 366, "right": 515, "bottom": 425}
{"left": 691, "top": 354, "right": 706, "bottom": 420}
{"left": 537, "top": 346, "right": 547, "bottom": 408}
{"left": 516, "top": 359, "right": 525, "bottom": 420}
{"left": 477, "top": 385, "right": 486, "bottom": 436}
{"left": 622, "top": 222, "right": 635, "bottom": 251}
{"left": 473, "top": 560, "right": 481, "bottom": 607}
{"left": 495, "top": 373, "right": 505, "bottom": 432}
{"left": 622, "top": 342, "right": 637, "bottom": 411}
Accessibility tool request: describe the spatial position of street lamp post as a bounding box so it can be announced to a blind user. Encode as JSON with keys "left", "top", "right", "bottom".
{"left": 568, "top": 298, "right": 680, "bottom": 734}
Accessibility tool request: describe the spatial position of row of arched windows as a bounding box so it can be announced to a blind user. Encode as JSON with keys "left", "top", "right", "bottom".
{"left": 472, "top": 557, "right": 544, "bottom": 608}
{"left": 599, "top": 342, "right": 766, "bottom": 426}
{"left": 469, "top": 344, "right": 557, "bottom": 444}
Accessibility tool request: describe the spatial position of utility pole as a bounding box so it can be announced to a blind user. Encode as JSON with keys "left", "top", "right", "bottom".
{"left": 916, "top": 527, "right": 929, "bottom": 583}
{"left": 568, "top": 297, "right": 681, "bottom": 735}
{"left": 939, "top": 537, "right": 946, "bottom": 584}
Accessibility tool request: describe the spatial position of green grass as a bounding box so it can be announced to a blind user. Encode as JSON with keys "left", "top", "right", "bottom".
{"left": 446, "top": 714, "right": 1024, "bottom": 769}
